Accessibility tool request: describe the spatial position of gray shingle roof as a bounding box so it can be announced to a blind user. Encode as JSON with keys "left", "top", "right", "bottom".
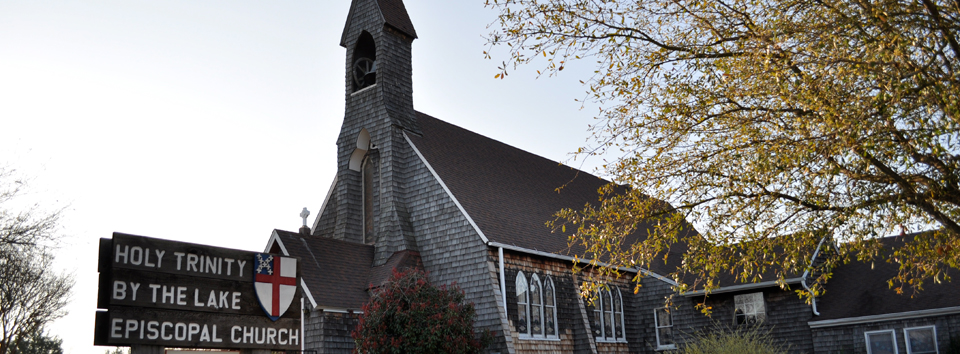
{"left": 377, "top": 0, "right": 417, "bottom": 38}
{"left": 406, "top": 112, "right": 686, "bottom": 276}
{"left": 274, "top": 229, "right": 374, "bottom": 310}
{"left": 814, "top": 233, "right": 960, "bottom": 320}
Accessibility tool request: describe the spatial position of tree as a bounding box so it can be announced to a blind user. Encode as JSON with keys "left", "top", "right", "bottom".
{"left": 0, "top": 167, "right": 73, "bottom": 354}
{"left": 14, "top": 331, "right": 63, "bottom": 354}
{"left": 351, "top": 269, "right": 491, "bottom": 354}
{"left": 485, "top": 0, "right": 959, "bottom": 299}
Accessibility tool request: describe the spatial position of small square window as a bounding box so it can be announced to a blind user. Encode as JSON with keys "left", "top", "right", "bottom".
{"left": 904, "top": 326, "right": 938, "bottom": 354}
{"left": 866, "top": 329, "right": 899, "bottom": 354}
{"left": 733, "top": 292, "right": 766, "bottom": 325}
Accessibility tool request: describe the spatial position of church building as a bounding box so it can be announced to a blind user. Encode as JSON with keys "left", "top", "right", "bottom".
{"left": 262, "top": 0, "right": 960, "bottom": 353}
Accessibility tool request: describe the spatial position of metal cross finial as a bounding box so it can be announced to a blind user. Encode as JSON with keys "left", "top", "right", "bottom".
{"left": 300, "top": 207, "right": 310, "bottom": 227}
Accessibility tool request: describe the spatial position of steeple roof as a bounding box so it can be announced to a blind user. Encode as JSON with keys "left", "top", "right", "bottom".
{"left": 340, "top": 0, "right": 417, "bottom": 47}
{"left": 377, "top": 0, "right": 417, "bottom": 38}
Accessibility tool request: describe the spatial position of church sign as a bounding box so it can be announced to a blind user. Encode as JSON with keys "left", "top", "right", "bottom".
{"left": 94, "top": 233, "right": 302, "bottom": 350}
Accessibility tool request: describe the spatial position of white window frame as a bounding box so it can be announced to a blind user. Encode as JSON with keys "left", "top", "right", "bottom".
{"left": 733, "top": 292, "right": 766, "bottom": 325}
{"left": 654, "top": 308, "right": 676, "bottom": 350}
{"left": 904, "top": 326, "right": 938, "bottom": 354}
{"left": 529, "top": 273, "right": 544, "bottom": 337}
{"left": 516, "top": 271, "right": 530, "bottom": 338}
{"left": 603, "top": 289, "right": 614, "bottom": 341}
{"left": 543, "top": 276, "right": 559, "bottom": 339}
{"left": 594, "top": 286, "right": 627, "bottom": 343}
{"left": 516, "top": 272, "right": 560, "bottom": 341}
{"left": 865, "top": 329, "right": 900, "bottom": 354}
{"left": 613, "top": 288, "right": 626, "bottom": 341}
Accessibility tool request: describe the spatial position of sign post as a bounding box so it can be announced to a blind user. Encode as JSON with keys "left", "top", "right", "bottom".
{"left": 95, "top": 232, "right": 302, "bottom": 352}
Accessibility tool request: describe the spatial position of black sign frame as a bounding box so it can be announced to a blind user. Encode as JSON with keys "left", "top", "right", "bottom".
{"left": 95, "top": 232, "right": 302, "bottom": 350}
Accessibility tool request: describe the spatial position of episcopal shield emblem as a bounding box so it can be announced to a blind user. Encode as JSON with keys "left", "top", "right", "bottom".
{"left": 253, "top": 253, "right": 297, "bottom": 321}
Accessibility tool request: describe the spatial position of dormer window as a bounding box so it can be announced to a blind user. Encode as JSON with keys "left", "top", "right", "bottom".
{"left": 352, "top": 31, "right": 377, "bottom": 91}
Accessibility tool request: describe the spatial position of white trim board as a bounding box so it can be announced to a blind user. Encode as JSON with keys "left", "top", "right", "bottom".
{"left": 265, "top": 231, "right": 318, "bottom": 309}
{"left": 301, "top": 278, "right": 318, "bottom": 309}
{"left": 490, "top": 241, "right": 677, "bottom": 287}
{"left": 265, "top": 230, "right": 290, "bottom": 254}
{"left": 808, "top": 306, "right": 960, "bottom": 328}
{"left": 680, "top": 278, "right": 804, "bottom": 297}
{"left": 403, "top": 131, "right": 489, "bottom": 244}
{"left": 311, "top": 175, "right": 338, "bottom": 233}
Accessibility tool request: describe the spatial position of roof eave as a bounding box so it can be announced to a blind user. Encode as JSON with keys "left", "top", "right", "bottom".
{"left": 680, "top": 278, "right": 805, "bottom": 297}
{"left": 808, "top": 306, "right": 960, "bottom": 328}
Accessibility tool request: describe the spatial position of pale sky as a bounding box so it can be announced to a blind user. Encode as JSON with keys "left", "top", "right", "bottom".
{"left": 0, "top": 1, "right": 603, "bottom": 353}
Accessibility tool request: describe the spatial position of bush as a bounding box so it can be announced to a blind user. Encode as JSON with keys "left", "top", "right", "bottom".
{"left": 351, "top": 268, "right": 491, "bottom": 354}
{"left": 672, "top": 325, "right": 787, "bottom": 354}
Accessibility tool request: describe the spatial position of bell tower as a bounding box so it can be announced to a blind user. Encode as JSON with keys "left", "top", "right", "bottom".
{"left": 315, "top": 0, "right": 420, "bottom": 265}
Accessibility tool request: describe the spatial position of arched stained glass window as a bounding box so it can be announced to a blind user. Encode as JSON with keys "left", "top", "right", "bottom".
{"left": 530, "top": 274, "right": 543, "bottom": 336}
{"left": 516, "top": 272, "right": 560, "bottom": 339}
{"left": 593, "top": 285, "right": 627, "bottom": 342}
{"left": 614, "top": 288, "right": 624, "bottom": 340}
{"left": 603, "top": 289, "right": 614, "bottom": 340}
{"left": 544, "top": 276, "right": 558, "bottom": 338}
{"left": 516, "top": 272, "right": 529, "bottom": 336}
{"left": 592, "top": 292, "right": 603, "bottom": 338}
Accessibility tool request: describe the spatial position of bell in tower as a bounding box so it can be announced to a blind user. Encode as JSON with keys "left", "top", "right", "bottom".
{"left": 352, "top": 31, "right": 377, "bottom": 91}
{"left": 318, "top": 0, "right": 420, "bottom": 261}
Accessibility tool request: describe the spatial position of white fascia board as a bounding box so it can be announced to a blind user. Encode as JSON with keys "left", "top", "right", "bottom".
{"left": 808, "top": 306, "right": 960, "bottom": 328}
{"left": 403, "top": 131, "right": 489, "bottom": 243}
{"left": 266, "top": 231, "right": 316, "bottom": 309}
{"left": 317, "top": 307, "right": 365, "bottom": 314}
{"left": 680, "top": 278, "right": 804, "bottom": 297}
{"left": 489, "top": 241, "right": 678, "bottom": 287}
{"left": 301, "top": 279, "right": 318, "bottom": 309}
{"left": 265, "top": 230, "right": 290, "bottom": 255}
{"left": 311, "top": 175, "right": 339, "bottom": 232}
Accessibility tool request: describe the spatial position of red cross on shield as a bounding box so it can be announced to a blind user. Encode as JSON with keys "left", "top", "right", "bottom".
{"left": 253, "top": 253, "right": 297, "bottom": 321}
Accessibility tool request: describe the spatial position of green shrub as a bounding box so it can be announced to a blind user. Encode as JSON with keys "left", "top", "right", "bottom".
{"left": 672, "top": 325, "right": 787, "bottom": 354}
{"left": 351, "top": 268, "right": 492, "bottom": 354}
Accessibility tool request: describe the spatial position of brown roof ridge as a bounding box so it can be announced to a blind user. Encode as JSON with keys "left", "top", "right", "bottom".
{"left": 412, "top": 110, "right": 607, "bottom": 184}
{"left": 275, "top": 228, "right": 376, "bottom": 248}
{"left": 273, "top": 230, "right": 375, "bottom": 310}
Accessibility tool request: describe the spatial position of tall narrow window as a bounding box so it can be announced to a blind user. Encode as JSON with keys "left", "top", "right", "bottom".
{"left": 603, "top": 289, "right": 614, "bottom": 340}
{"left": 593, "top": 285, "right": 627, "bottom": 342}
{"left": 530, "top": 274, "right": 544, "bottom": 337}
{"left": 613, "top": 288, "right": 624, "bottom": 340}
{"left": 865, "top": 330, "right": 898, "bottom": 354}
{"left": 904, "top": 326, "right": 938, "bottom": 354}
{"left": 592, "top": 291, "right": 603, "bottom": 338}
{"left": 362, "top": 155, "right": 375, "bottom": 243}
{"left": 544, "top": 276, "right": 558, "bottom": 338}
{"left": 516, "top": 272, "right": 529, "bottom": 336}
{"left": 655, "top": 308, "right": 675, "bottom": 349}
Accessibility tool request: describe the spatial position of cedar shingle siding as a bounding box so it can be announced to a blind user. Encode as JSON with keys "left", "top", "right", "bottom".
{"left": 811, "top": 315, "right": 960, "bottom": 354}
{"left": 265, "top": 0, "right": 960, "bottom": 353}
